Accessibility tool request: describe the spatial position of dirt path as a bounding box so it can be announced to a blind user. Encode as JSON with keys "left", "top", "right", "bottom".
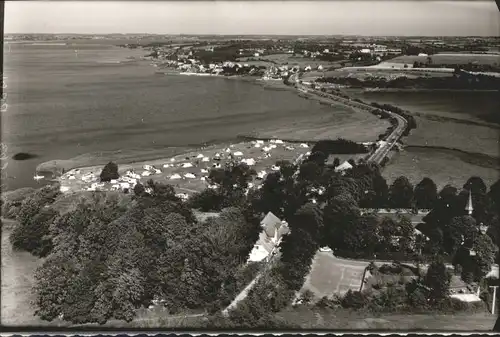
{"left": 1, "top": 222, "right": 49, "bottom": 326}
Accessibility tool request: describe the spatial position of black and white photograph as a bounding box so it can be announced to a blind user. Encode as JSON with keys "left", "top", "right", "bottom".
{"left": 1, "top": 0, "right": 500, "bottom": 332}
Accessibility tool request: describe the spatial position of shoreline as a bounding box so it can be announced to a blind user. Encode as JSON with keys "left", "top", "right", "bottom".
{"left": 26, "top": 79, "right": 383, "bottom": 194}
{"left": 28, "top": 73, "right": 314, "bottom": 181}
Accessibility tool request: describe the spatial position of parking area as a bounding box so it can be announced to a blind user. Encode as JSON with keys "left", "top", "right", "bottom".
{"left": 301, "top": 251, "right": 369, "bottom": 298}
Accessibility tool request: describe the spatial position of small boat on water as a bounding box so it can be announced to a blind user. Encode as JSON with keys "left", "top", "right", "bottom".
{"left": 33, "top": 174, "right": 44, "bottom": 181}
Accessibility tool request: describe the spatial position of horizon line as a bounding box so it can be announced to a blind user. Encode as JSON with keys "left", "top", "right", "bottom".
{"left": 5, "top": 33, "right": 500, "bottom": 38}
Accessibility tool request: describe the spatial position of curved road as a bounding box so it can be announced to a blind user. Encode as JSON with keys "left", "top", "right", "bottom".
{"left": 291, "top": 73, "right": 408, "bottom": 165}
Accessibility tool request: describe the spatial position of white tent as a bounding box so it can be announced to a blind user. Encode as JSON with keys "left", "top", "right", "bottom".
{"left": 300, "top": 143, "right": 309, "bottom": 148}
{"left": 254, "top": 143, "right": 262, "bottom": 148}
{"left": 182, "top": 163, "right": 193, "bottom": 168}
{"left": 241, "top": 158, "right": 256, "bottom": 166}
{"left": 60, "top": 186, "right": 70, "bottom": 193}
{"left": 142, "top": 171, "right": 151, "bottom": 177}
{"left": 257, "top": 170, "right": 267, "bottom": 179}
{"left": 334, "top": 161, "right": 353, "bottom": 172}
{"left": 256, "top": 140, "right": 264, "bottom": 144}
{"left": 196, "top": 154, "right": 204, "bottom": 159}
{"left": 202, "top": 157, "right": 210, "bottom": 162}
{"left": 163, "top": 163, "right": 170, "bottom": 168}
{"left": 170, "top": 174, "right": 182, "bottom": 180}
{"left": 271, "top": 165, "right": 280, "bottom": 171}
{"left": 184, "top": 173, "right": 196, "bottom": 179}
{"left": 274, "top": 139, "right": 284, "bottom": 144}
{"left": 233, "top": 151, "right": 243, "bottom": 156}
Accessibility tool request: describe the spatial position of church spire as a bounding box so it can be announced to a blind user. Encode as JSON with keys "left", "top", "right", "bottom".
{"left": 466, "top": 189, "right": 474, "bottom": 215}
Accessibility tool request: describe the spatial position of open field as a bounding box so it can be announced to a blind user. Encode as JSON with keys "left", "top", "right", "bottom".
{"left": 383, "top": 147, "right": 500, "bottom": 190}
{"left": 1, "top": 220, "right": 67, "bottom": 327}
{"left": 388, "top": 53, "right": 500, "bottom": 66}
{"left": 404, "top": 117, "right": 499, "bottom": 158}
{"left": 300, "top": 252, "right": 367, "bottom": 299}
{"left": 274, "top": 307, "right": 496, "bottom": 330}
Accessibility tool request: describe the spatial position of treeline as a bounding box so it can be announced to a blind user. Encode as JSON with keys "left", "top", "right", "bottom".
{"left": 311, "top": 138, "right": 369, "bottom": 155}
{"left": 318, "top": 74, "right": 500, "bottom": 91}
{"left": 194, "top": 45, "right": 242, "bottom": 64}
{"left": 402, "top": 44, "right": 493, "bottom": 56}
{"left": 370, "top": 102, "right": 418, "bottom": 136}
{"left": 412, "top": 61, "right": 500, "bottom": 73}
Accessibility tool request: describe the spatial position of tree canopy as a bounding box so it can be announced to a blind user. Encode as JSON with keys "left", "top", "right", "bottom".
{"left": 389, "top": 176, "right": 414, "bottom": 209}
{"left": 414, "top": 177, "right": 438, "bottom": 209}
{"left": 100, "top": 161, "right": 120, "bottom": 182}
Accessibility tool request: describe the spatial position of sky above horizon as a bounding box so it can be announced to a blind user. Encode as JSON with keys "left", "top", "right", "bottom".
{"left": 5, "top": 1, "right": 500, "bottom": 36}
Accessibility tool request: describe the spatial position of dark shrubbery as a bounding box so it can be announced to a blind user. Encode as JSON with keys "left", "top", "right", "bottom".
{"left": 341, "top": 290, "right": 369, "bottom": 309}
{"left": 9, "top": 184, "right": 61, "bottom": 257}
{"left": 188, "top": 188, "right": 225, "bottom": 212}
{"left": 100, "top": 161, "right": 119, "bottom": 182}
{"left": 318, "top": 74, "right": 500, "bottom": 91}
{"left": 311, "top": 138, "right": 369, "bottom": 155}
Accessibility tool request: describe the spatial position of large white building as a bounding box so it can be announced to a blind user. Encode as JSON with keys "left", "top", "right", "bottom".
{"left": 248, "top": 212, "right": 290, "bottom": 262}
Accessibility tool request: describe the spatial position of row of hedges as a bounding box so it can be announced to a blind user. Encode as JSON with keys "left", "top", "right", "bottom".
{"left": 334, "top": 250, "right": 454, "bottom": 265}
{"left": 370, "top": 102, "right": 417, "bottom": 136}
{"left": 318, "top": 75, "right": 500, "bottom": 91}
{"left": 314, "top": 289, "right": 487, "bottom": 315}
{"left": 311, "top": 139, "right": 369, "bottom": 155}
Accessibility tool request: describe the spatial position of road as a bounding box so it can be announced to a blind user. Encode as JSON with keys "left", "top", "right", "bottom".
{"left": 291, "top": 72, "right": 408, "bottom": 165}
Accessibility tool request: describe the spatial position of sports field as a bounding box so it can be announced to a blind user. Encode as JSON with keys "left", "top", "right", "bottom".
{"left": 301, "top": 251, "right": 368, "bottom": 299}
{"left": 383, "top": 146, "right": 499, "bottom": 191}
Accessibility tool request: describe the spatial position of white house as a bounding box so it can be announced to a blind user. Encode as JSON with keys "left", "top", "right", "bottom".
{"left": 248, "top": 212, "right": 290, "bottom": 263}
